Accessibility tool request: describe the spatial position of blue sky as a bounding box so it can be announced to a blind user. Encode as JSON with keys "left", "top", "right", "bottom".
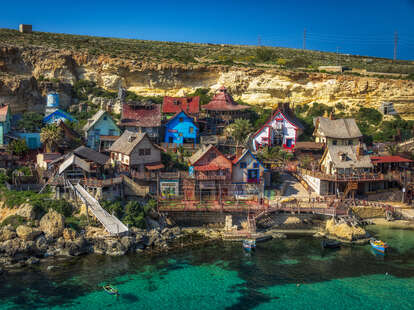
{"left": 2, "top": 0, "right": 414, "bottom": 60}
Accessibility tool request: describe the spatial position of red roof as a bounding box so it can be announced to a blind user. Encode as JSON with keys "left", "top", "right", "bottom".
{"left": 162, "top": 96, "right": 200, "bottom": 114}
{"left": 120, "top": 103, "right": 161, "bottom": 128}
{"left": 371, "top": 156, "right": 413, "bottom": 164}
{"left": 202, "top": 87, "right": 250, "bottom": 112}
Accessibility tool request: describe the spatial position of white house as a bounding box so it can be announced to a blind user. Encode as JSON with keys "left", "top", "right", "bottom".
{"left": 251, "top": 107, "right": 303, "bottom": 152}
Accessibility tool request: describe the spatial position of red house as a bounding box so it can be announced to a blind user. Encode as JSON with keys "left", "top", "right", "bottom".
{"left": 162, "top": 96, "right": 200, "bottom": 118}
{"left": 185, "top": 144, "right": 233, "bottom": 200}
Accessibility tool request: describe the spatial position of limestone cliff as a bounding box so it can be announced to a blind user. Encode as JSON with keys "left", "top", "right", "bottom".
{"left": 1, "top": 45, "right": 414, "bottom": 118}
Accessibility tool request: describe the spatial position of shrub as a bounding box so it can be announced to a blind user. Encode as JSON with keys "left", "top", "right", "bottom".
{"left": 1, "top": 215, "right": 26, "bottom": 229}
{"left": 8, "top": 139, "right": 29, "bottom": 156}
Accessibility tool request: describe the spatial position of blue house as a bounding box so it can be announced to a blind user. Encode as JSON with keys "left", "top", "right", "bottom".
{"left": 83, "top": 110, "right": 121, "bottom": 151}
{"left": 164, "top": 111, "right": 198, "bottom": 145}
{"left": 43, "top": 109, "right": 76, "bottom": 125}
{"left": 232, "top": 149, "right": 270, "bottom": 186}
{"left": 14, "top": 132, "right": 41, "bottom": 149}
{"left": 0, "top": 105, "right": 11, "bottom": 146}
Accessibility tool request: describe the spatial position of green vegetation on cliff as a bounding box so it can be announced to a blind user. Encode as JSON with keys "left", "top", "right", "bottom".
{"left": 1, "top": 28, "right": 413, "bottom": 74}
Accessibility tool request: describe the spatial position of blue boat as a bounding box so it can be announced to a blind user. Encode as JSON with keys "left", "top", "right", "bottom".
{"left": 243, "top": 239, "right": 256, "bottom": 252}
{"left": 370, "top": 238, "right": 388, "bottom": 253}
{"left": 103, "top": 285, "right": 119, "bottom": 296}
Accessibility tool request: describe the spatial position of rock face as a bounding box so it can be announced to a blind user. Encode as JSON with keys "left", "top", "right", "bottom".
{"left": 16, "top": 225, "right": 41, "bottom": 241}
{"left": 325, "top": 219, "right": 367, "bottom": 241}
{"left": 0, "top": 226, "right": 16, "bottom": 241}
{"left": 1, "top": 46, "right": 414, "bottom": 119}
{"left": 39, "top": 210, "right": 64, "bottom": 238}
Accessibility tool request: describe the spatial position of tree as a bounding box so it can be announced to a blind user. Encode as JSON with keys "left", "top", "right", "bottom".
{"left": 40, "top": 124, "right": 62, "bottom": 152}
{"left": 8, "top": 139, "right": 29, "bottom": 156}
{"left": 225, "top": 119, "right": 253, "bottom": 149}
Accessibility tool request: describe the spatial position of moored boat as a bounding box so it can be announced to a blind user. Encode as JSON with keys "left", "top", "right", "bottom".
{"left": 322, "top": 239, "right": 341, "bottom": 249}
{"left": 243, "top": 239, "right": 256, "bottom": 252}
{"left": 103, "top": 285, "right": 119, "bottom": 296}
{"left": 370, "top": 238, "right": 388, "bottom": 253}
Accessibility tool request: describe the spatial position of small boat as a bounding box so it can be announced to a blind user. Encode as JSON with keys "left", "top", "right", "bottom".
{"left": 103, "top": 285, "right": 119, "bottom": 296}
{"left": 243, "top": 239, "right": 256, "bottom": 252}
{"left": 370, "top": 238, "right": 388, "bottom": 253}
{"left": 322, "top": 239, "right": 341, "bottom": 249}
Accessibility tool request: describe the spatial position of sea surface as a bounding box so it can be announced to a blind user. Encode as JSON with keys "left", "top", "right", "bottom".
{"left": 1, "top": 225, "right": 414, "bottom": 310}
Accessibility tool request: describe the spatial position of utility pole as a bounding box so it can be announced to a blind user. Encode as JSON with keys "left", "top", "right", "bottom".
{"left": 394, "top": 31, "right": 398, "bottom": 61}
{"left": 258, "top": 35, "right": 261, "bottom": 47}
{"left": 303, "top": 28, "right": 306, "bottom": 50}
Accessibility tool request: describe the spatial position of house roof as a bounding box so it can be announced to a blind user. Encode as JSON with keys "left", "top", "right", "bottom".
{"left": 324, "top": 145, "right": 373, "bottom": 169}
{"left": 82, "top": 110, "right": 107, "bottom": 132}
{"left": 295, "top": 141, "right": 324, "bottom": 150}
{"left": 109, "top": 130, "right": 147, "bottom": 155}
{"left": 163, "top": 96, "right": 200, "bottom": 114}
{"left": 120, "top": 103, "right": 161, "bottom": 128}
{"left": 43, "top": 109, "right": 76, "bottom": 123}
{"left": 370, "top": 155, "right": 413, "bottom": 164}
{"left": 73, "top": 146, "right": 109, "bottom": 165}
{"left": 0, "top": 105, "right": 9, "bottom": 122}
{"left": 202, "top": 87, "right": 250, "bottom": 112}
{"left": 188, "top": 144, "right": 215, "bottom": 165}
{"left": 232, "top": 149, "right": 266, "bottom": 169}
{"left": 314, "top": 117, "right": 362, "bottom": 139}
{"left": 165, "top": 111, "right": 197, "bottom": 126}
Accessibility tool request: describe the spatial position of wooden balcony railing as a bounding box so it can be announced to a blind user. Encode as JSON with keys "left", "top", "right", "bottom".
{"left": 296, "top": 167, "right": 384, "bottom": 182}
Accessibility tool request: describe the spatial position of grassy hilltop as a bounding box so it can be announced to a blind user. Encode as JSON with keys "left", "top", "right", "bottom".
{"left": 0, "top": 28, "right": 413, "bottom": 75}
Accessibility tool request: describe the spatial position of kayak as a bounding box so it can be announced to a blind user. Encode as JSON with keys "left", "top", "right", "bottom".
{"left": 103, "top": 285, "right": 119, "bottom": 296}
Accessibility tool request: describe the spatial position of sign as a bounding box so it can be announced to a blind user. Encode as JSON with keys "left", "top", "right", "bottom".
{"left": 189, "top": 166, "right": 194, "bottom": 177}
{"left": 160, "top": 180, "right": 179, "bottom": 198}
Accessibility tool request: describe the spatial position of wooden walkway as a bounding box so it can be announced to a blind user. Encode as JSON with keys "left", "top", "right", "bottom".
{"left": 71, "top": 181, "right": 129, "bottom": 236}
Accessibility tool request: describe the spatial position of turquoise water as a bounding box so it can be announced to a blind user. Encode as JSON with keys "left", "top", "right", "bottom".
{"left": 1, "top": 226, "right": 414, "bottom": 309}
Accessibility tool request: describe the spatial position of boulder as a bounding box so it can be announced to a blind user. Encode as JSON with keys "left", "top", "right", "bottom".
{"left": 325, "top": 219, "right": 367, "bottom": 241}
{"left": 35, "top": 235, "right": 48, "bottom": 252}
{"left": 40, "top": 210, "right": 65, "bottom": 238}
{"left": 16, "top": 203, "right": 36, "bottom": 220}
{"left": 16, "top": 225, "right": 42, "bottom": 241}
{"left": 26, "top": 257, "right": 40, "bottom": 265}
{"left": 0, "top": 227, "right": 17, "bottom": 242}
{"left": 104, "top": 239, "right": 127, "bottom": 256}
{"left": 63, "top": 228, "right": 78, "bottom": 241}
{"left": 120, "top": 236, "right": 134, "bottom": 252}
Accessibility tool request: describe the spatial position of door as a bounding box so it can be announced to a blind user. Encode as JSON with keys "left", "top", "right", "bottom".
{"left": 169, "top": 136, "right": 174, "bottom": 143}
{"left": 28, "top": 137, "right": 37, "bottom": 149}
{"left": 247, "top": 169, "right": 259, "bottom": 183}
{"left": 286, "top": 138, "right": 293, "bottom": 148}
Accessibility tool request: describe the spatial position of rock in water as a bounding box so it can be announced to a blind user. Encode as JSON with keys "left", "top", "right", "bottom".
{"left": 325, "top": 218, "right": 367, "bottom": 241}
{"left": 40, "top": 210, "right": 65, "bottom": 238}
{"left": 16, "top": 225, "right": 42, "bottom": 241}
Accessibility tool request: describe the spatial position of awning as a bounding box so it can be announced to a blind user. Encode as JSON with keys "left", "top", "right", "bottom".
{"left": 145, "top": 162, "right": 165, "bottom": 170}
{"left": 194, "top": 165, "right": 221, "bottom": 171}
{"left": 371, "top": 156, "right": 412, "bottom": 164}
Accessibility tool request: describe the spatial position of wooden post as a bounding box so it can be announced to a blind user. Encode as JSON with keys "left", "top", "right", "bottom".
{"left": 157, "top": 171, "right": 160, "bottom": 213}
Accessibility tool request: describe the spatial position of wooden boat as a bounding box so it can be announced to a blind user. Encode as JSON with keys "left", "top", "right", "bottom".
{"left": 322, "top": 239, "right": 341, "bottom": 249}
{"left": 243, "top": 239, "right": 256, "bottom": 252}
{"left": 103, "top": 285, "right": 119, "bottom": 296}
{"left": 370, "top": 238, "right": 388, "bottom": 253}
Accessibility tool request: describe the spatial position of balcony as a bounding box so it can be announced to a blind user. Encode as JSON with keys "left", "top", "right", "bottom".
{"left": 297, "top": 167, "right": 384, "bottom": 182}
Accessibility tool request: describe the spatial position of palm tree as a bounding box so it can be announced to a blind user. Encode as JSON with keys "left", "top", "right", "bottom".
{"left": 226, "top": 119, "right": 253, "bottom": 150}
{"left": 40, "top": 124, "right": 62, "bottom": 152}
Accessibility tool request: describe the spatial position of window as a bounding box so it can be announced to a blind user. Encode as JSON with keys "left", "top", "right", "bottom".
{"left": 333, "top": 140, "right": 337, "bottom": 145}
{"left": 348, "top": 140, "right": 353, "bottom": 145}
{"left": 103, "top": 116, "right": 107, "bottom": 120}
{"left": 253, "top": 163, "right": 259, "bottom": 168}
{"left": 179, "top": 117, "right": 184, "bottom": 122}
{"left": 139, "top": 149, "right": 145, "bottom": 156}
{"left": 145, "top": 148, "right": 151, "bottom": 155}
{"left": 189, "top": 127, "right": 194, "bottom": 134}
{"left": 240, "top": 162, "right": 247, "bottom": 169}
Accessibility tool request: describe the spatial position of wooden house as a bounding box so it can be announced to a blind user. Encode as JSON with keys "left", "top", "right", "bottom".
{"left": 162, "top": 96, "right": 200, "bottom": 119}
{"left": 251, "top": 103, "right": 304, "bottom": 152}
{"left": 109, "top": 130, "right": 162, "bottom": 173}
{"left": 36, "top": 153, "right": 61, "bottom": 170}
{"left": 164, "top": 111, "right": 198, "bottom": 145}
{"left": 119, "top": 101, "right": 161, "bottom": 142}
{"left": 186, "top": 144, "right": 232, "bottom": 200}
{"left": 232, "top": 149, "right": 269, "bottom": 186}
{"left": 313, "top": 116, "right": 362, "bottom": 147}
{"left": 43, "top": 109, "right": 76, "bottom": 125}
{"left": 0, "top": 105, "right": 11, "bottom": 146}
{"left": 83, "top": 110, "right": 121, "bottom": 151}
{"left": 201, "top": 87, "right": 250, "bottom": 134}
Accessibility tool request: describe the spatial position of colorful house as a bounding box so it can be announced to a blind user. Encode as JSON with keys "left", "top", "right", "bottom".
{"left": 201, "top": 87, "right": 250, "bottom": 134}
{"left": 162, "top": 96, "right": 200, "bottom": 119}
{"left": 164, "top": 111, "right": 198, "bottom": 145}
{"left": 83, "top": 110, "right": 121, "bottom": 151}
{"left": 119, "top": 101, "right": 161, "bottom": 142}
{"left": 43, "top": 109, "right": 76, "bottom": 125}
{"left": 185, "top": 144, "right": 232, "bottom": 200}
{"left": 232, "top": 149, "right": 269, "bottom": 186}
{"left": 0, "top": 105, "right": 11, "bottom": 146}
{"left": 251, "top": 104, "right": 304, "bottom": 152}
{"left": 14, "top": 132, "right": 41, "bottom": 149}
